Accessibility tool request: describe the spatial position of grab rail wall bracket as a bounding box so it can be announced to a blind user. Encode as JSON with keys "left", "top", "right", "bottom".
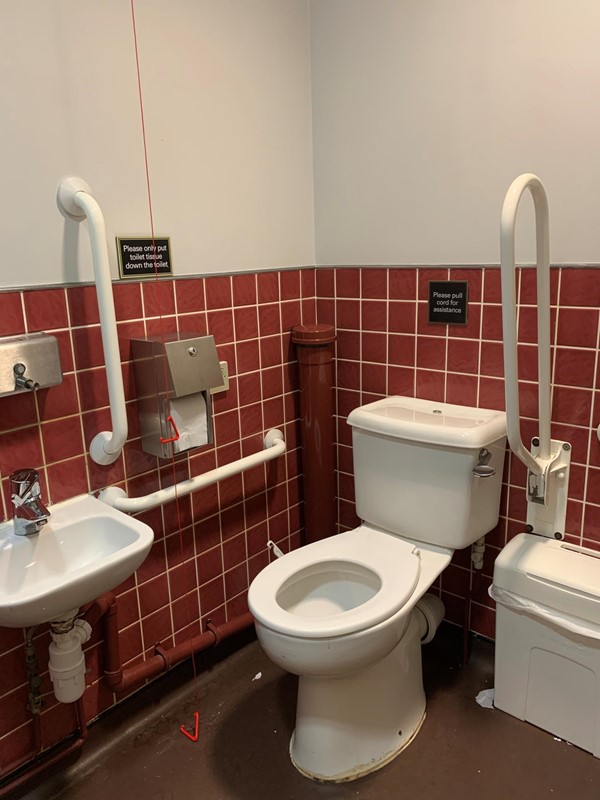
{"left": 500, "top": 173, "right": 570, "bottom": 539}
{"left": 525, "top": 438, "right": 571, "bottom": 540}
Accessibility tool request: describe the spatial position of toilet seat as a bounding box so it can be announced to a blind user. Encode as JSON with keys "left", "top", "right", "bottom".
{"left": 248, "top": 525, "right": 421, "bottom": 639}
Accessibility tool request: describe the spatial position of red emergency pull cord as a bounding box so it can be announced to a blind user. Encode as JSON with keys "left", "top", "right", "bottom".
{"left": 180, "top": 711, "right": 199, "bottom": 742}
{"left": 159, "top": 414, "right": 180, "bottom": 444}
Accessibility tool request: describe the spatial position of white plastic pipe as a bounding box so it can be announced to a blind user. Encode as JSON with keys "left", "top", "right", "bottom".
{"left": 57, "top": 178, "right": 127, "bottom": 465}
{"left": 500, "top": 173, "right": 552, "bottom": 475}
{"left": 48, "top": 618, "right": 92, "bottom": 703}
{"left": 100, "top": 429, "right": 286, "bottom": 513}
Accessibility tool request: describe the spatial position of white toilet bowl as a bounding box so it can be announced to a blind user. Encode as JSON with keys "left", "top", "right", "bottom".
{"left": 248, "top": 524, "right": 452, "bottom": 781}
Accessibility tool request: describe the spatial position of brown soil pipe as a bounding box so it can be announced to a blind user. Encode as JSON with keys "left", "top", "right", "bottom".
{"left": 86, "top": 593, "right": 254, "bottom": 693}
{"left": 291, "top": 324, "right": 337, "bottom": 545}
{"left": 0, "top": 699, "right": 87, "bottom": 798}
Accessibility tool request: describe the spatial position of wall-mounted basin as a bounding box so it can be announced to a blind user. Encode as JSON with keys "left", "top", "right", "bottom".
{"left": 0, "top": 493, "right": 153, "bottom": 628}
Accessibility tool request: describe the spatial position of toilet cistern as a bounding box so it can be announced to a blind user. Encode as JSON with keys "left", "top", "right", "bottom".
{"left": 10, "top": 469, "right": 50, "bottom": 536}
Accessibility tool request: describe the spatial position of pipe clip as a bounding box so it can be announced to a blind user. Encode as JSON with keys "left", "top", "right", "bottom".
{"left": 154, "top": 643, "right": 171, "bottom": 669}
{"left": 206, "top": 619, "right": 222, "bottom": 646}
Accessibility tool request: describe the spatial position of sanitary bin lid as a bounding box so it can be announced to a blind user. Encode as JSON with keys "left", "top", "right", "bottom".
{"left": 347, "top": 396, "right": 506, "bottom": 449}
{"left": 493, "top": 533, "right": 600, "bottom": 626}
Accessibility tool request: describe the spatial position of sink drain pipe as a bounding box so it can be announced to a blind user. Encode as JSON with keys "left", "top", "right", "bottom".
{"left": 48, "top": 617, "right": 92, "bottom": 703}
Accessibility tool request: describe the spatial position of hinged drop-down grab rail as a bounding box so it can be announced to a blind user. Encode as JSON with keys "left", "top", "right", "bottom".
{"left": 500, "top": 173, "right": 570, "bottom": 537}
{"left": 501, "top": 173, "right": 551, "bottom": 481}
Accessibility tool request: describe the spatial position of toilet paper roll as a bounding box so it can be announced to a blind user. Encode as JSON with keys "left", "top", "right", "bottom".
{"left": 168, "top": 393, "right": 209, "bottom": 452}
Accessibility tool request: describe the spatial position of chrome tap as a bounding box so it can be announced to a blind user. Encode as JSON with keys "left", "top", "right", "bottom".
{"left": 10, "top": 469, "right": 50, "bottom": 536}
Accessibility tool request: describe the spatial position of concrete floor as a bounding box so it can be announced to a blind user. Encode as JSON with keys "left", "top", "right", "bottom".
{"left": 11, "top": 625, "right": 600, "bottom": 800}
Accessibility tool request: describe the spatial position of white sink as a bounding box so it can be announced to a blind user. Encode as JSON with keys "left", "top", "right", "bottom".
{"left": 0, "top": 493, "right": 154, "bottom": 628}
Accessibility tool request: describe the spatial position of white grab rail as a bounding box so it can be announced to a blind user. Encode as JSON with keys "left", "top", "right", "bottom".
{"left": 57, "top": 177, "right": 128, "bottom": 466}
{"left": 500, "top": 173, "right": 551, "bottom": 477}
{"left": 99, "top": 429, "right": 286, "bottom": 513}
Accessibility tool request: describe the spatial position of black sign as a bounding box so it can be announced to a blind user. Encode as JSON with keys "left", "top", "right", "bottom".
{"left": 428, "top": 281, "right": 468, "bottom": 325}
{"left": 116, "top": 237, "right": 173, "bottom": 279}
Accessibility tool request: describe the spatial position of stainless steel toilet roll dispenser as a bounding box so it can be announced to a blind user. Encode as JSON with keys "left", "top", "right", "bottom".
{"left": 132, "top": 332, "right": 222, "bottom": 459}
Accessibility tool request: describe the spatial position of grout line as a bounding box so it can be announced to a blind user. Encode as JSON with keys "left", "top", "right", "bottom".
{"left": 580, "top": 269, "right": 600, "bottom": 547}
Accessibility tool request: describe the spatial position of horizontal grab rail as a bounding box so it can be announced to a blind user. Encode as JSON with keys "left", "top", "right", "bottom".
{"left": 99, "top": 429, "right": 286, "bottom": 514}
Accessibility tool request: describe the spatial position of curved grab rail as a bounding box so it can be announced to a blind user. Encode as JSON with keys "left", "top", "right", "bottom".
{"left": 500, "top": 173, "right": 551, "bottom": 477}
{"left": 99, "top": 429, "right": 286, "bottom": 513}
{"left": 57, "top": 178, "right": 127, "bottom": 465}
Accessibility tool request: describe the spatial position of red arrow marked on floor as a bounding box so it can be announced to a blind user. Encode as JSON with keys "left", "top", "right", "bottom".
{"left": 180, "top": 711, "right": 199, "bottom": 742}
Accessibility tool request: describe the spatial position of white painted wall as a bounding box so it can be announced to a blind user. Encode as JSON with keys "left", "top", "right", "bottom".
{"left": 310, "top": 0, "right": 600, "bottom": 265}
{"left": 6, "top": 2, "right": 600, "bottom": 287}
{"left": 1, "top": 1, "right": 314, "bottom": 288}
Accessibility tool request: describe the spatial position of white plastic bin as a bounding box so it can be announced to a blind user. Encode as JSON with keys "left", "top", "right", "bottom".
{"left": 492, "top": 533, "right": 600, "bottom": 757}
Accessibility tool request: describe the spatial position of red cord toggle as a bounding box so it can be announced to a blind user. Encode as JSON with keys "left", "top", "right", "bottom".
{"left": 180, "top": 711, "right": 199, "bottom": 742}
{"left": 160, "top": 414, "right": 180, "bottom": 444}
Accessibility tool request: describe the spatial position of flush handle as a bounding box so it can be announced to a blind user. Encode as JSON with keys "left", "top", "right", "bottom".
{"left": 472, "top": 448, "right": 496, "bottom": 478}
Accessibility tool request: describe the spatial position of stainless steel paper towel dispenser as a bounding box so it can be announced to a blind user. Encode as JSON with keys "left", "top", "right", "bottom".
{"left": 132, "top": 332, "right": 222, "bottom": 459}
{"left": 0, "top": 333, "right": 63, "bottom": 397}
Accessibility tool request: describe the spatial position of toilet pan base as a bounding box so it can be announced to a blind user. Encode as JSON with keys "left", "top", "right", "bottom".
{"left": 289, "top": 613, "right": 426, "bottom": 782}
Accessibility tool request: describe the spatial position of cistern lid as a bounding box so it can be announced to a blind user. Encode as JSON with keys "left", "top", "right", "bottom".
{"left": 347, "top": 397, "right": 506, "bottom": 449}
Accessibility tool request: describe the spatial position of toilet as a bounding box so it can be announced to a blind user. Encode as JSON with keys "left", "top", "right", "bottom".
{"left": 248, "top": 396, "right": 507, "bottom": 782}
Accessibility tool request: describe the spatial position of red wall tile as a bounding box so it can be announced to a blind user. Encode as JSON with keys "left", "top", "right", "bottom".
{"left": 336, "top": 268, "right": 360, "bottom": 298}
{"left": 316, "top": 268, "right": 334, "bottom": 297}
{"left": 389, "top": 269, "right": 416, "bottom": 300}
{"left": 560, "top": 268, "right": 600, "bottom": 307}
{"left": 68, "top": 286, "right": 100, "bottom": 327}
{"left": 0, "top": 392, "right": 37, "bottom": 432}
{"left": 232, "top": 274, "right": 257, "bottom": 307}
{"left": 41, "top": 417, "right": 84, "bottom": 463}
{"left": 448, "top": 338, "right": 480, "bottom": 374}
{"left": 556, "top": 307, "right": 598, "bottom": 348}
{"left": 280, "top": 269, "right": 300, "bottom": 300}
{"left": 362, "top": 300, "right": 388, "bottom": 332}
{"left": 0, "top": 292, "right": 25, "bottom": 336}
{"left": 234, "top": 306, "right": 258, "bottom": 341}
{"left": 361, "top": 268, "right": 387, "bottom": 299}
{"left": 46, "top": 455, "right": 88, "bottom": 502}
{"left": 0, "top": 427, "right": 43, "bottom": 474}
{"left": 23, "top": 289, "right": 68, "bottom": 331}
{"left": 205, "top": 276, "right": 232, "bottom": 310}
